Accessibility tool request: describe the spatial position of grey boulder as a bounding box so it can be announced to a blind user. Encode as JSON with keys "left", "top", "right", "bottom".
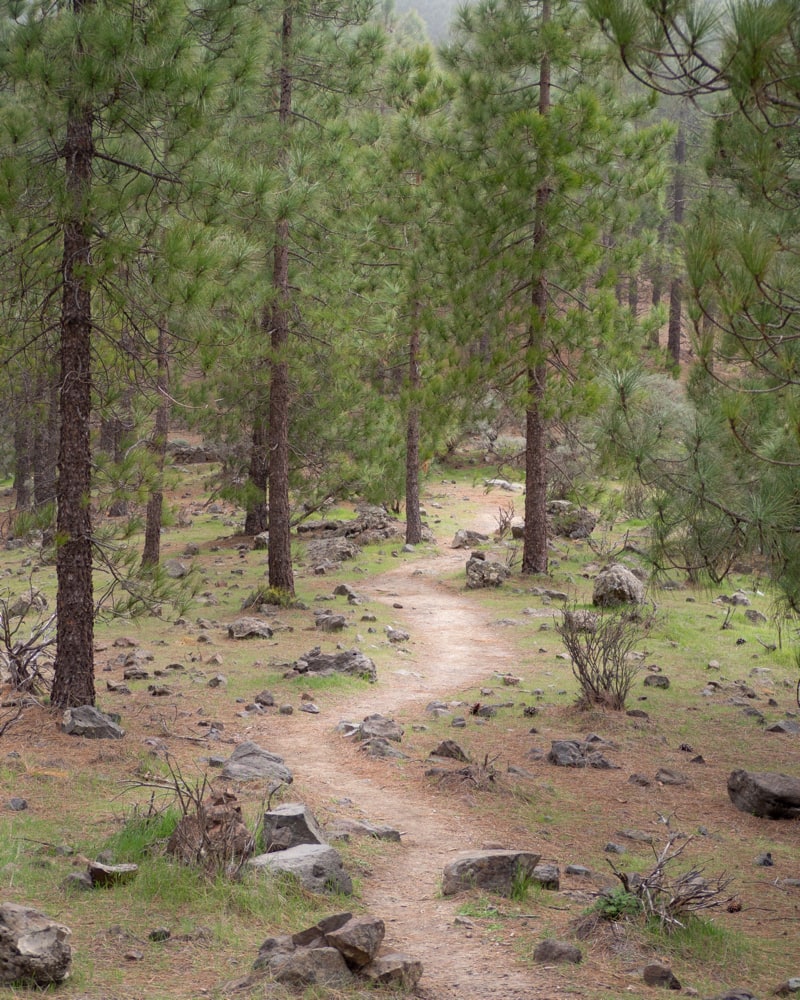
{"left": 592, "top": 563, "right": 645, "bottom": 606}
{"left": 0, "top": 903, "right": 72, "bottom": 985}
{"left": 442, "top": 849, "right": 541, "bottom": 897}
{"left": 249, "top": 843, "right": 353, "bottom": 894}
{"left": 262, "top": 803, "right": 327, "bottom": 851}
{"left": 61, "top": 705, "right": 124, "bottom": 740}
{"left": 220, "top": 741, "right": 293, "bottom": 785}
{"left": 728, "top": 769, "right": 800, "bottom": 819}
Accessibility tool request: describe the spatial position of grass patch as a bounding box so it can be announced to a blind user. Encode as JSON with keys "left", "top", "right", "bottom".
{"left": 100, "top": 807, "right": 182, "bottom": 863}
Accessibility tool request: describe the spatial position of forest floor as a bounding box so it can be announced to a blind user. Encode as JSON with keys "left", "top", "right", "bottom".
{"left": 1, "top": 468, "right": 799, "bottom": 1000}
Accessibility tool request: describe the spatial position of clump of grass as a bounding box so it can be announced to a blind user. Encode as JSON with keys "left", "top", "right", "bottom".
{"left": 591, "top": 886, "right": 643, "bottom": 921}
{"left": 101, "top": 807, "right": 182, "bottom": 863}
{"left": 645, "top": 913, "right": 747, "bottom": 962}
{"left": 241, "top": 585, "right": 296, "bottom": 610}
{"left": 510, "top": 864, "right": 533, "bottom": 902}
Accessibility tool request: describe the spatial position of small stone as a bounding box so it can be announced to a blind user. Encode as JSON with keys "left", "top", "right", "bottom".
{"left": 774, "top": 977, "right": 800, "bottom": 996}
{"left": 88, "top": 862, "right": 139, "bottom": 887}
{"left": 655, "top": 767, "right": 688, "bottom": 786}
{"left": 279, "top": 705, "right": 294, "bottom": 715}
{"left": 755, "top": 851, "right": 774, "bottom": 866}
{"left": 533, "top": 939, "right": 581, "bottom": 964}
{"left": 643, "top": 962, "right": 681, "bottom": 989}
{"left": 300, "top": 702, "right": 320, "bottom": 714}
{"left": 532, "top": 863, "right": 560, "bottom": 890}
{"left": 7, "top": 797, "right": 27, "bottom": 811}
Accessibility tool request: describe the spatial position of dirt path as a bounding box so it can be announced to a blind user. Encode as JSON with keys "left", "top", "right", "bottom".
{"left": 256, "top": 505, "right": 578, "bottom": 999}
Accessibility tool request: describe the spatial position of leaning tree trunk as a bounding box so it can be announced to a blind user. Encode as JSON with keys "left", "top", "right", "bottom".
{"left": 266, "top": 5, "right": 295, "bottom": 595}
{"left": 521, "top": 1, "right": 551, "bottom": 577}
{"left": 141, "top": 323, "right": 170, "bottom": 568}
{"left": 51, "top": 101, "right": 96, "bottom": 710}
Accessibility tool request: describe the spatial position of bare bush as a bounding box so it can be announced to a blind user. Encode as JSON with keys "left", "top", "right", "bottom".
{"left": 0, "top": 593, "right": 55, "bottom": 696}
{"left": 607, "top": 825, "right": 736, "bottom": 930}
{"left": 556, "top": 606, "right": 653, "bottom": 710}
{"left": 126, "top": 756, "right": 257, "bottom": 876}
{"left": 494, "top": 501, "right": 516, "bottom": 539}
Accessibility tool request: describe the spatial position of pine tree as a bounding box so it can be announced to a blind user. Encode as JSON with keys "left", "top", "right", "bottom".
{"left": 222, "top": 0, "right": 385, "bottom": 595}
{"left": 0, "top": 0, "right": 248, "bottom": 706}
{"left": 441, "top": 0, "right": 671, "bottom": 574}
{"left": 368, "top": 45, "right": 453, "bottom": 544}
{"left": 590, "top": 0, "right": 800, "bottom": 606}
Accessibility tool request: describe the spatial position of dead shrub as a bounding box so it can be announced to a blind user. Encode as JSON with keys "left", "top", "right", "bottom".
{"left": 606, "top": 825, "right": 736, "bottom": 931}
{"left": 556, "top": 606, "right": 654, "bottom": 711}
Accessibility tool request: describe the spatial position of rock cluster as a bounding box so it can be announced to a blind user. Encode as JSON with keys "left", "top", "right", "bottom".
{"left": 249, "top": 802, "right": 352, "bottom": 894}
{"left": 253, "top": 911, "right": 421, "bottom": 990}
{"left": 466, "top": 556, "right": 510, "bottom": 589}
{"left": 292, "top": 647, "right": 377, "bottom": 682}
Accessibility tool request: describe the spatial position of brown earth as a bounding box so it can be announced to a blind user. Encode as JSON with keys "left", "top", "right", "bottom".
{"left": 2, "top": 481, "right": 800, "bottom": 1000}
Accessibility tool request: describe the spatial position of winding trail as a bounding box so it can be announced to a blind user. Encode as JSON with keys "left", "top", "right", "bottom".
{"left": 256, "top": 502, "right": 577, "bottom": 999}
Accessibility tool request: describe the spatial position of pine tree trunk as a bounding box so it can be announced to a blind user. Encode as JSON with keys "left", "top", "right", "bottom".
{"left": 34, "top": 375, "right": 59, "bottom": 509}
{"left": 667, "top": 125, "right": 685, "bottom": 367}
{"left": 141, "top": 324, "right": 170, "bottom": 568}
{"left": 52, "top": 101, "right": 96, "bottom": 710}
{"left": 99, "top": 415, "right": 121, "bottom": 457}
{"left": 521, "top": 0, "right": 550, "bottom": 577}
{"left": 267, "top": 230, "right": 294, "bottom": 594}
{"left": 13, "top": 386, "right": 33, "bottom": 511}
{"left": 628, "top": 274, "right": 639, "bottom": 316}
{"left": 266, "top": 5, "right": 295, "bottom": 595}
{"left": 244, "top": 407, "right": 269, "bottom": 535}
{"left": 668, "top": 276, "right": 682, "bottom": 365}
{"left": 650, "top": 272, "right": 662, "bottom": 348}
{"left": 405, "top": 318, "right": 422, "bottom": 545}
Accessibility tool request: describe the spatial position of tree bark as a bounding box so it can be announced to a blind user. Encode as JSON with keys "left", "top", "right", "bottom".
{"left": 51, "top": 100, "right": 96, "bottom": 710}
{"left": 667, "top": 125, "right": 685, "bottom": 367}
{"left": 141, "top": 323, "right": 170, "bottom": 568}
{"left": 33, "top": 374, "right": 59, "bottom": 509}
{"left": 405, "top": 313, "right": 423, "bottom": 545}
{"left": 13, "top": 382, "right": 33, "bottom": 511}
{"left": 522, "top": 0, "right": 550, "bottom": 577}
{"left": 628, "top": 274, "right": 639, "bottom": 317}
{"left": 266, "top": 4, "right": 295, "bottom": 595}
{"left": 244, "top": 405, "right": 269, "bottom": 535}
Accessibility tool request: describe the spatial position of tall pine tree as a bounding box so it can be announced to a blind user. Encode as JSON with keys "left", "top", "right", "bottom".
{"left": 0, "top": 0, "right": 248, "bottom": 705}
{"left": 441, "top": 0, "right": 671, "bottom": 573}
